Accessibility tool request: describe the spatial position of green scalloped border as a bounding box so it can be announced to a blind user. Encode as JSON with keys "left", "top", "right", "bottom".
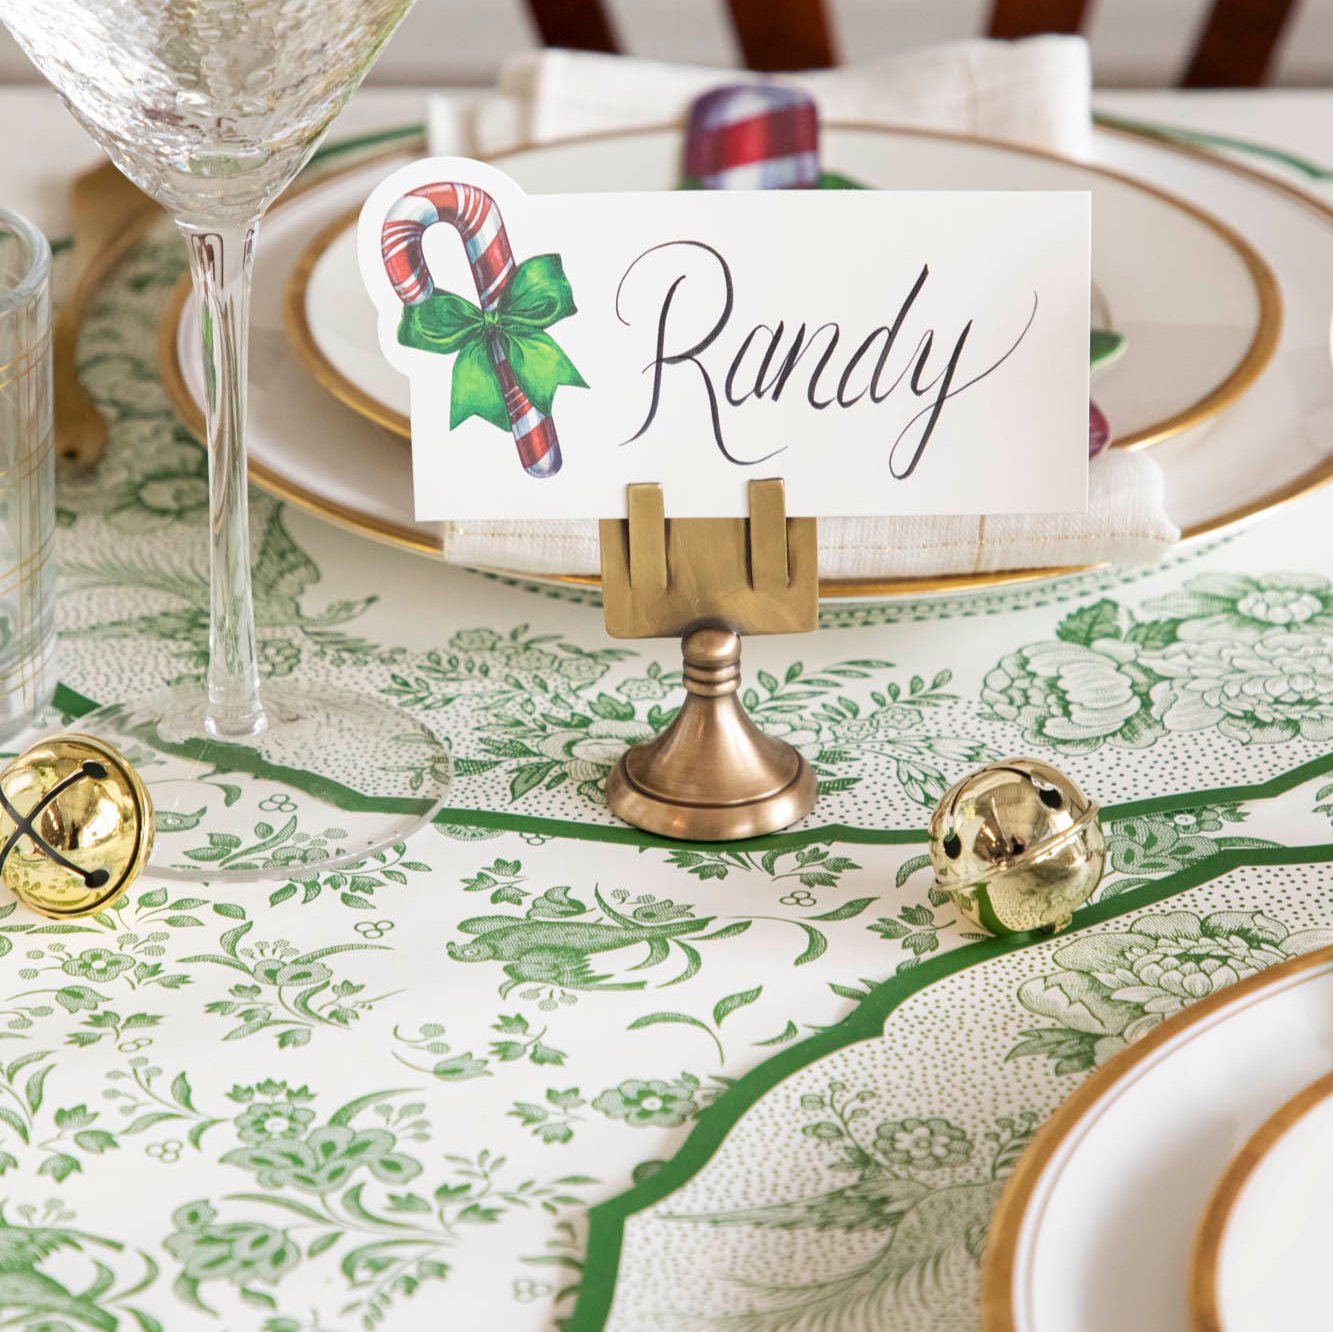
{"left": 48, "top": 683, "right": 1333, "bottom": 849}
{"left": 567, "top": 838, "right": 1333, "bottom": 1329}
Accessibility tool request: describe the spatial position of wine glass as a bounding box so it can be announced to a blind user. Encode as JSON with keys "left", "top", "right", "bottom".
{"left": 0, "top": 0, "right": 451, "bottom": 879}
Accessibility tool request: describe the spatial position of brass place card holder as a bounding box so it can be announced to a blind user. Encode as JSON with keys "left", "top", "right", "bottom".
{"left": 599, "top": 478, "right": 818, "bottom": 841}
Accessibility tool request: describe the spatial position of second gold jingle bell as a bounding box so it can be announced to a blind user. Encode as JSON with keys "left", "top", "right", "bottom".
{"left": 929, "top": 757, "right": 1104, "bottom": 936}
{"left": 0, "top": 733, "right": 154, "bottom": 919}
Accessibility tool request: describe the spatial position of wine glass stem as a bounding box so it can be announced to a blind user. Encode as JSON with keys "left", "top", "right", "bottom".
{"left": 181, "top": 219, "right": 265, "bottom": 739}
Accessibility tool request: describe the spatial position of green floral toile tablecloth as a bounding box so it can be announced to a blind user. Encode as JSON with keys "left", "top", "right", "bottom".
{"left": 0, "top": 148, "right": 1329, "bottom": 1332}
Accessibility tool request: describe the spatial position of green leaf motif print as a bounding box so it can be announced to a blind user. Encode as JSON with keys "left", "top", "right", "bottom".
{"left": 64, "top": 505, "right": 396, "bottom": 688}
{"left": 509, "top": 1086, "right": 587, "bottom": 1145}
{"left": 0, "top": 1200, "right": 164, "bottom": 1331}
{"left": 664, "top": 843, "right": 862, "bottom": 901}
{"left": 122, "top": 1073, "right": 601, "bottom": 1329}
{"left": 1097, "top": 803, "right": 1278, "bottom": 900}
{"left": 661, "top": 1080, "right": 1038, "bottom": 1330}
{"left": 223, "top": 1123, "right": 420, "bottom": 1193}
{"left": 0, "top": 1051, "right": 220, "bottom": 1183}
{"left": 444, "top": 872, "right": 832, "bottom": 1006}
{"left": 185, "top": 914, "right": 391, "bottom": 1047}
{"left": 267, "top": 840, "right": 434, "bottom": 911}
{"left": 390, "top": 633, "right": 987, "bottom": 809}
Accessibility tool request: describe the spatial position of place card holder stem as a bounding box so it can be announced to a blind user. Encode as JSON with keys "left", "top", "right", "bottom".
{"left": 598, "top": 478, "right": 818, "bottom": 841}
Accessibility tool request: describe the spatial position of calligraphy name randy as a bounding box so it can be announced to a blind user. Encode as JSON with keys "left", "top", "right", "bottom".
{"left": 616, "top": 239, "right": 1037, "bottom": 476}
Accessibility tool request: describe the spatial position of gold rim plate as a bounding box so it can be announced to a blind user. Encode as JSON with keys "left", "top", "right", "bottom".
{"left": 157, "top": 125, "right": 1331, "bottom": 601}
{"left": 981, "top": 944, "right": 1333, "bottom": 1331}
{"left": 1190, "top": 1069, "right": 1333, "bottom": 1332}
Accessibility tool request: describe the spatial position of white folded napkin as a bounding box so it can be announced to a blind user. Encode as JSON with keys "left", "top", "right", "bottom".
{"left": 439, "top": 448, "right": 1170, "bottom": 579}
{"left": 424, "top": 38, "right": 1181, "bottom": 580}
{"left": 436, "top": 37, "right": 1096, "bottom": 161}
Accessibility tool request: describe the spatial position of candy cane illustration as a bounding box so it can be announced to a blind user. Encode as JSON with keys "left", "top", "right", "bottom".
{"left": 381, "top": 183, "right": 562, "bottom": 477}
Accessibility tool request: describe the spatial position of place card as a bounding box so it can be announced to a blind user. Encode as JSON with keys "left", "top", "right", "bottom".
{"left": 358, "top": 157, "right": 1090, "bottom": 520}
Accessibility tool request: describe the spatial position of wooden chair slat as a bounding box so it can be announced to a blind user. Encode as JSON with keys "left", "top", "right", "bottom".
{"left": 987, "top": 0, "right": 1091, "bottom": 39}
{"left": 523, "top": 0, "right": 1302, "bottom": 89}
{"left": 1182, "top": 0, "right": 1298, "bottom": 86}
{"left": 726, "top": 0, "right": 837, "bottom": 70}
{"left": 524, "top": 0, "right": 619, "bottom": 53}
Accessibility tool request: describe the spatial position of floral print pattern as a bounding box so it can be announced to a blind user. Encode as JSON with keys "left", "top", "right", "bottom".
{"left": 1010, "top": 909, "right": 1333, "bottom": 1072}
{"left": 166, "top": 1202, "right": 300, "bottom": 1309}
{"left": 872, "top": 1115, "right": 973, "bottom": 1169}
{"left": 233, "top": 1082, "right": 317, "bottom": 1144}
{"left": 0, "top": 180, "right": 1322, "bottom": 1332}
{"left": 1097, "top": 803, "right": 1277, "bottom": 900}
{"left": 62, "top": 947, "right": 136, "bottom": 981}
{"left": 1142, "top": 571, "right": 1333, "bottom": 637}
{"left": 1144, "top": 631, "right": 1333, "bottom": 744}
{"left": 983, "top": 638, "right": 1155, "bottom": 750}
{"left": 593, "top": 1078, "right": 700, "bottom": 1128}
{"left": 984, "top": 574, "right": 1333, "bottom": 752}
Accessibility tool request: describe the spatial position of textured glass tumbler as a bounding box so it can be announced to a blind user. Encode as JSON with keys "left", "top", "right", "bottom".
{"left": 0, "top": 209, "right": 54, "bottom": 738}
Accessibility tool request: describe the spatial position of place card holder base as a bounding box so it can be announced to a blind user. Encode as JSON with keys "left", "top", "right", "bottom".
{"left": 598, "top": 478, "right": 818, "bottom": 841}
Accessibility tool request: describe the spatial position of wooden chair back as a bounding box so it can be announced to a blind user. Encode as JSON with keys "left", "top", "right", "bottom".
{"left": 524, "top": 0, "right": 1298, "bottom": 86}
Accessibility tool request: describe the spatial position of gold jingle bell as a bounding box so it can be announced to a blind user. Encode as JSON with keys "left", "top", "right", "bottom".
{"left": 929, "top": 757, "right": 1104, "bottom": 937}
{"left": 0, "top": 734, "right": 154, "bottom": 919}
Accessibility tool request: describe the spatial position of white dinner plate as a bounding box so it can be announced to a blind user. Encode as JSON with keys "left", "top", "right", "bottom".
{"left": 290, "top": 125, "right": 1275, "bottom": 452}
{"left": 1192, "top": 1071, "right": 1333, "bottom": 1332}
{"left": 982, "top": 946, "right": 1333, "bottom": 1332}
{"left": 161, "top": 125, "right": 1333, "bottom": 598}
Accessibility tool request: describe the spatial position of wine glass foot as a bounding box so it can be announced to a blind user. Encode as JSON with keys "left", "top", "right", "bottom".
{"left": 81, "top": 680, "right": 450, "bottom": 883}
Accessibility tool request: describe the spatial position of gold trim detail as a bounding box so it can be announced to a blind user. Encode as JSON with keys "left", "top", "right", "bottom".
{"left": 981, "top": 945, "right": 1333, "bottom": 1332}
{"left": 284, "top": 204, "right": 411, "bottom": 437}
{"left": 157, "top": 125, "right": 1332, "bottom": 601}
{"left": 1190, "top": 1069, "right": 1333, "bottom": 1332}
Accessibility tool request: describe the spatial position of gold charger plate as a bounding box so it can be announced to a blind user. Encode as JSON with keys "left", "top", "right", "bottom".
{"left": 981, "top": 944, "right": 1333, "bottom": 1332}
{"left": 157, "top": 125, "right": 1328, "bottom": 601}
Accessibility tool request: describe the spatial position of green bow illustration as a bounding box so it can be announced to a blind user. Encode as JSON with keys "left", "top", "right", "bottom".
{"left": 396, "top": 252, "right": 587, "bottom": 431}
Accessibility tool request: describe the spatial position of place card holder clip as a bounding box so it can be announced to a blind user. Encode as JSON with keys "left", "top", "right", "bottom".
{"left": 598, "top": 478, "right": 819, "bottom": 841}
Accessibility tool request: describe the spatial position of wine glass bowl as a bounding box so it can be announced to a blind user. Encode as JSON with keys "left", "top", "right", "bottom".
{"left": 0, "top": 0, "right": 412, "bottom": 223}
{"left": 0, "top": 0, "right": 450, "bottom": 878}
